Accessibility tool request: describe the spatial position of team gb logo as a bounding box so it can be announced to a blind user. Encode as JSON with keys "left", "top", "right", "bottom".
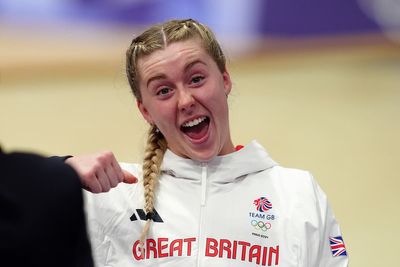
{"left": 253, "top": 197, "right": 272, "bottom": 212}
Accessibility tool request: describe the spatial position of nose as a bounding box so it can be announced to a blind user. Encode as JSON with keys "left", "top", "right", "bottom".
{"left": 177, "top": 88, "right": 195, "bottom": 113}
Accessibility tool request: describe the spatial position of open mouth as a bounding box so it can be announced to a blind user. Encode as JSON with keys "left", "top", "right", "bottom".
{"left": 180, "top": 116, "right": 210, "bottom": 140}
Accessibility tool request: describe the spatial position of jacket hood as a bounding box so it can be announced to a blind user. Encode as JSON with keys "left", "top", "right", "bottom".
{"left": 161, "top": 140, "right": 278, "bottom": 183}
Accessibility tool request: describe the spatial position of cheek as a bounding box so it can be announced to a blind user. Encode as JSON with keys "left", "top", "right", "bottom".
{"left": 208, "top": 92, "right": 229, "bottom": 125}
{"left": 202, "top": 82, "right": 226, "bottom": 104}
{"left": 149, "top": 104, "right": 177, "bottom": 129}
{"left": 208, "top": 90, "right": 229, "bottom": 113}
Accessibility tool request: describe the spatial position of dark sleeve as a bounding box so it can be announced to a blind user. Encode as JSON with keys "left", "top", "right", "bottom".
{"left": 48, "top": 155, "right": 73, "bottom": 162}
{"left": 0, "top": 151, "right": 94, "bottom": 267}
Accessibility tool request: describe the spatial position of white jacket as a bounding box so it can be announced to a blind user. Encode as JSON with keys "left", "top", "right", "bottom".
{"left": 84, "top": 141, "right": 348, "bottom": 267}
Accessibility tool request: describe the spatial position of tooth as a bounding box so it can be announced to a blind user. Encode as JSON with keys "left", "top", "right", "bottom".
{"left": 183, "top": 116, "right": 206, "bottom": 128}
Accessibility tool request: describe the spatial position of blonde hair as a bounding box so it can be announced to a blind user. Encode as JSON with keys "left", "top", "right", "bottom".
{"left": 126, "top": 18, "right": 226, "bottom": 246}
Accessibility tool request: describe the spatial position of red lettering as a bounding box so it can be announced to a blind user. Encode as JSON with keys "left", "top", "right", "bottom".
{"left": 238, "top": 241, "right": 250, "bottom": 261}
{"left": 158, "top": 238, "right": 169, "bottom": 258}
{"left": 249, "top": 245, "right": 261, "bottom": 265}
{"left": 184, "top": 237, "right": 196, "bottom": 256}
{"left": 133, "top": 237, "right": 276, "bottom": 265}
{"left": 170, "top": 239, "right": 183, "bottom": 257}
{"left": 219, "top": 239, "right": 232, "bottom": 259}
{"left": 132, "top": 237, "right": 197, "bottom": 261}
{"left": 146, "top": 239, "right": 157, "bottom": 259}
{"left": 205, "top": 238, "right": 218, "bottom": 257}
{"left": 262, "top": 246, "right": 268, "bottom": 266}
{"left": 132, "top": 240, "right": 144, "bottom": 260}
{"left": 232, "top": 240, "right": 238, "bottom": 260}
{"left": 203, "top": 237, "right": 279, "bottom": 266}
{"left": 268, "top": 245, "right": 279, "bottom": 266}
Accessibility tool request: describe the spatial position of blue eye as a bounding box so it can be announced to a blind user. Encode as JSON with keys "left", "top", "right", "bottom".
{"left": 157, "top": 87, "right": 170, "bottom": 95}
{"left": 191, "top": 76, "right": 204, "bottom": 84}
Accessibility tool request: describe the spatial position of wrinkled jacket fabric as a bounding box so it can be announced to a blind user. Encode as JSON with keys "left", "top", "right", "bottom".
{"left": 84, "top": 141, "right": 348, "bottom": 267}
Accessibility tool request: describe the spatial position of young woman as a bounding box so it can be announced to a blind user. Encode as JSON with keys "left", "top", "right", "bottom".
{"left": 80, "top": 19, "right": 348, "bottom": 266}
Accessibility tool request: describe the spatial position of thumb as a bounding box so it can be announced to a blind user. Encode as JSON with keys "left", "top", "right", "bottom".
{"left": 122, "top": 170, "right": 138, "bottom": 184}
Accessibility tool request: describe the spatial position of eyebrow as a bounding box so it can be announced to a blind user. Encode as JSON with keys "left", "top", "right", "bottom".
{"left": 146, "top": 74, "right": 167, "bottom": 88}
{"left": 146, "top": 59, "right": 207, "bottom": 88}
{"left": 184, "top": 59, "right": 207, "bottom": 72}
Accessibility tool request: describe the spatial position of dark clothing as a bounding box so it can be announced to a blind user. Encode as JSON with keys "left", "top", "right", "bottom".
{"left": 0, "top": 149, "right": 93, "bottom": 267}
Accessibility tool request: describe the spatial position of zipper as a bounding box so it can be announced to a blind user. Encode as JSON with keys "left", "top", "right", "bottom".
{"left": 200, "top": 163, "right": 207, "bottom": 206}
{"left": 197, "top": 162, "right": 207, "bottom": 266}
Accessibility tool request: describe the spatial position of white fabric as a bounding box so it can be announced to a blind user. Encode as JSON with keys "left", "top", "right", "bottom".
{"left": 84, "top": 140, "right": 348, "bottom": 267}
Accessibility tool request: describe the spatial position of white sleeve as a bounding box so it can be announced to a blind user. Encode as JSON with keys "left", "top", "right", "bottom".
{"left": 83, "top": 190, "right": 112, "bottom": 267}
{"left": 307, "top": 174, "right": 349, "bottom": 267}
{"left": 83, "top": 163, "right": 141, "bottom": 267}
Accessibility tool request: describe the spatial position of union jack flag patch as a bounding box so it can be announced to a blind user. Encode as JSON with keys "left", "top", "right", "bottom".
{"left": 329, "top": 236, "right": 347, "bottom": 257}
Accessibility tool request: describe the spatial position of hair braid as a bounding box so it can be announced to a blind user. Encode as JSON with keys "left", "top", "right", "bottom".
{"left": 139, "top": 125, "right": 167, "bottom": 249}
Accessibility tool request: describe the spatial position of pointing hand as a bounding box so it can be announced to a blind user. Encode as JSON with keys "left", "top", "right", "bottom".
{"left": 66, "top": 151, "right": 137, "bottom": 193}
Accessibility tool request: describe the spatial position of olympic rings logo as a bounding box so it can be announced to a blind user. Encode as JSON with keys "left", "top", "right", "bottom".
{"left": 251, "top": 220, "right": 272, "bottom": 231}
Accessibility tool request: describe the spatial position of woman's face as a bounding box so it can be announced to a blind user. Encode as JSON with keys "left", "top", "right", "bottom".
{"left": 137, "top": 39, "right": 234, "bottom": 161}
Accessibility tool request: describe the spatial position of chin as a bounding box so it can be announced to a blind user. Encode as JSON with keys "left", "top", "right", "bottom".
{"left": 188, "top": 149, "right": 219, "bottom": 162}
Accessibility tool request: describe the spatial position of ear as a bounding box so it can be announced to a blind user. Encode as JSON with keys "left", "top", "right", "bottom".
{"left": 222, "top": 70, "right": 232, "bottom": 96}
{"left": 137, "top": 100, "right": 154, "bottom": 124}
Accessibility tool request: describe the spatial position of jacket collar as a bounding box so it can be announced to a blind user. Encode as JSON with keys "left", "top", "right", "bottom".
{"left": 161, "top": 140, "right": 278, "bottom": 183}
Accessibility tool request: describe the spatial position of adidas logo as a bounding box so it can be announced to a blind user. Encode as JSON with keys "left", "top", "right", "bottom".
{"left": 130, "top": 209, "right": 163, "bottom": 223}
